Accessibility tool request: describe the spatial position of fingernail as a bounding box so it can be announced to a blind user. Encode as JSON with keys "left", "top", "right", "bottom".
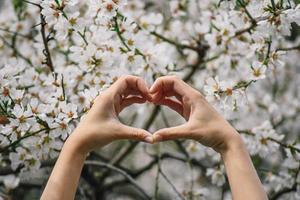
{"left": 153, "top": 134, "right": 162, "bottom": 142}
{"left": 144, "top": 136, "right": 153, "bottom": 144}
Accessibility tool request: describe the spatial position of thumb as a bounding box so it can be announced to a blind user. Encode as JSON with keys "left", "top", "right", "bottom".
{"left": 152, "top": 124, "right": 190, "bottom": 143}
{"left": 118, "top": 124, "right": 153, "bottom": 144}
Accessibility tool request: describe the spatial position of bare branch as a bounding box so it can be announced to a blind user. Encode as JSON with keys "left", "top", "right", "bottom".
{"left": 0, "top": 35, "right": 33, "bottom": 66}
{"left": 40, "top": 13, "right": 55, "bottom": 73}
{"left": 276, "top": 44, "right": 300, "bottom": 52}
{"left": 85, "top": 160, "right": 152, "bottom": 200}
{"left": 159, "top": 168, "right": 185, "bottom": 200}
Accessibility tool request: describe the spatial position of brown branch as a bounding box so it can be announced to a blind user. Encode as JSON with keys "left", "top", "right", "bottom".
{"left": 40, "top": 13, "right": 55, "bottom": 72}
{"left": 270, "top": 163, "right": 300, "bottom": 200}
{"left": 270, "top": 184, "right": 297, "bottom": 200}
{"left": 23, "top": 0, "right": 41, "bottom": 7}
{"left": 85, "top": 160, "right": 152, "bottom": 200}
{"left": 276, "top": 44, "right": 300, "bottom": 52}
{"left": 233, "top": 22, "right": 257, "bottom": 37}
{"left": 103, "top": 152, "right": 208, "bottom": 191}
{"left": 238, "top": 129, "right": 300, "bottom": 153}
{"left": 0, "top": 159, "right": 56, "bottom": 176}
{"left": 0, "top": 128, "right": 49, "bottom": 154}
{"left": 0, "top": 28, "right": 34, "bottom": 40}
{"left": 0, "top": 35, "right": 33, "bottom": 66}
{"left": 150, "top": 31, "right": 206, "bottom": 53}
{"left": 159, "top": 168, "right": 185, "bottom": 200}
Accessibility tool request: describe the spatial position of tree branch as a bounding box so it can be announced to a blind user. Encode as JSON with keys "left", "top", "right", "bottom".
{"left": 40, "top": 13, "right": 55, "bottom": 73}
{"left": 85, "top": 160, "right": 152, "bottom": 200}
{"left": 276, "top": 44, "right": 300, "bottom": 52}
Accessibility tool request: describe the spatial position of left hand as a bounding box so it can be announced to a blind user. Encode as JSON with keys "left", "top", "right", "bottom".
{"left": 68, "top": 75, "right": 154, "bottom": 155}
{"left": 149, "top": 76, "right": 241, "bottom": 154}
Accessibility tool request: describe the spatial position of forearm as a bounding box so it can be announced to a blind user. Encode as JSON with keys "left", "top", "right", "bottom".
{"left": 41, "top": 134, "right": 87, "bottom": 200}
{"left": 221, "top": 135, "right": 268, "bottom": 200}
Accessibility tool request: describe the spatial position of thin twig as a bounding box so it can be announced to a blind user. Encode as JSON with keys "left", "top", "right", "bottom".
{"left": 233, "top": 23, "right": 256, "bottom": 37}
{"left": 114, "top": 17, "right": 131, "bottom": 52}
{"left": 238, "top": 129, "right": 300, "bottom": 153}
{"left": 150, "top": 31, "right": 202, "bottom": 53}
{"left": 276, "top": 44, "right": 300, "bottom": 52}
{"left": 0, "top": 128, "right": 50, "bottom": 154}
{"left": 85, "top": 160, "right": 152, "bottom": 200}
{"left": 40, "top": 13, "right": 55, "bottom": 72}
{"left": 61, "top": 74, "right": 66, "bottom": 101}
{"left": 154, "top": 143, "right": 161, "bottom": 199}
{"left": 160, "top": 168, "right": 185, "bottom": 200}
{"left": 0, "top": 28, "right": 34, "bottom": 40}
{"left": 0, "top": 35, "right": 33, "bottom": 66}
{"left": 161, "top": 109, "right": 196, "bottom": 200}
{"left": 23, "top": 0, "right": 41, "bottom": 7}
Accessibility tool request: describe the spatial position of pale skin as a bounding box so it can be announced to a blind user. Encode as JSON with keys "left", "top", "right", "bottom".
{"left": 41, "top": 75, "right": 268, "bottom": 200}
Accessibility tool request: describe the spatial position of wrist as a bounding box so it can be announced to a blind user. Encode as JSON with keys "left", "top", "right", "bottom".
{"left": 64, "top": 130, "right": 90, "bottom": 157}
{"left": 219, "top": 133, "right": 246, "bottom": 160}
{"left": 211, "top": 118, "right": 245, "bottom": 155}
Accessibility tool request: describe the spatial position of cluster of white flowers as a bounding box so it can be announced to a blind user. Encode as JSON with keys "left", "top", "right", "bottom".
{"left": 0, "top": 0, "right": 300, "bottom": 199}
{"left": 243, "top": 120, "right": 284, "bottom": 157}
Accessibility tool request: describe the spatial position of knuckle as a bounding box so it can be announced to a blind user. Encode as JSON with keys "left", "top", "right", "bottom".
{"left": 156, "top": 134, "right": 165, "bottom": 141}
{"left": 161, "top": 129, "right": 175, "bottom": 138}
{"left": 125, "top": 74, "right": 137, "bottom": 80}
{"left": 119, "top": 75, "right": 128, "bottom": 82}
{"left": 182, "top": 95, "right": 190, "bottom": 103}
{"left": 193, "top": 94, "right": 206, "bottom": 106}
{"left": 156, "top": 76, "right": 164, "bottom": 83}
{"left": 191, "top": 92, "right": 203, "bottom": 101}
{"left": 168, "top": 75, "right": 180, "bottom": 81}
{"left": 133, "top": 129, "right": 144, "bottom": 139}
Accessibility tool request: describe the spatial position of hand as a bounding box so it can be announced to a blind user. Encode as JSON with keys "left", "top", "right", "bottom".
{"left": 150, "top": 76, "right": 242, "bottom": 153}
{"left": 68, "top": 75, "right": 154, "bottom": 155}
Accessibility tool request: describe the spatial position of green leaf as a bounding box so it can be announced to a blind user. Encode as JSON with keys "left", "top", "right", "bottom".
{"left": 12, "top": 0, "right": 24, "bottom": 10}
{"left": 54, "top": 0, "right": 61, "bottom": 7}
{"left": 12, "top": 0, "right": 27, "bottom": 20}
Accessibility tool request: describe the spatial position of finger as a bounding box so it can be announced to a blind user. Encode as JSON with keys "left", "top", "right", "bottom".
{"left": 150, "top": 76, "right": 190, "bottom": 98}
{"left": 151, "top": 88, "right": 163, "bottom": 102}
{"left": 127, "top": 76, "right": 152, "bottom": 100}
{"left": 122, "top": 88, "right": 143, "bottom": 98}
{"left": 111, "top": 75, "right": 152, "bottom": 100}
{"left": 164, "top": 90, "right": 182, "bottom": 102}
{"left": 152, "top": 89, "right": 183, "bottom": 103}
{"left": 152, "top": 124, "right": 190, "bottom": 142}
{"left": 111, "top": 75, "right": 151, "bottom": 101}
{"left": 120, "top": 96, "right": 146, "bottom": 111}
{"left": 118, "top": 124, "right": 153, "bottom": 143}
{"left": 156, "top": 98, "right": 184, "bottom": 117}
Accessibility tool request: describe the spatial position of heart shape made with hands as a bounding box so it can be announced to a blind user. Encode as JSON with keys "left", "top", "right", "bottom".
{"left": 114, "top": 75, "right": 199, "bottom": 144}
{"left": 83, "top": 75, "right": 227, "bottom": 152}
{"left": 112, "top": 75, "right": 233, "bottom": 151}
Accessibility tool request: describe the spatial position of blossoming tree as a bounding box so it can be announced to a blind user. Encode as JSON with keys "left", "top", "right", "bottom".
{"left": 0, "top": 0, "right": 300, "bottom": 199}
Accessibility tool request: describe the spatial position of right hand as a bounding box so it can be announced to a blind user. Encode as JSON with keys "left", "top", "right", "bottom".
{"left": 69, "top": 75, "right": 153, "bottom": 155}
{"left": 150, "top": 76, "right": 242, "bottom": 154}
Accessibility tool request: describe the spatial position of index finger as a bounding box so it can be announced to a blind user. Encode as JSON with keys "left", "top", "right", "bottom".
{"left": 111, "top": 75, "right": 152, "bottom": 100}
{"left": 149, "top": 76, "right": 194, "bottom": 101}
